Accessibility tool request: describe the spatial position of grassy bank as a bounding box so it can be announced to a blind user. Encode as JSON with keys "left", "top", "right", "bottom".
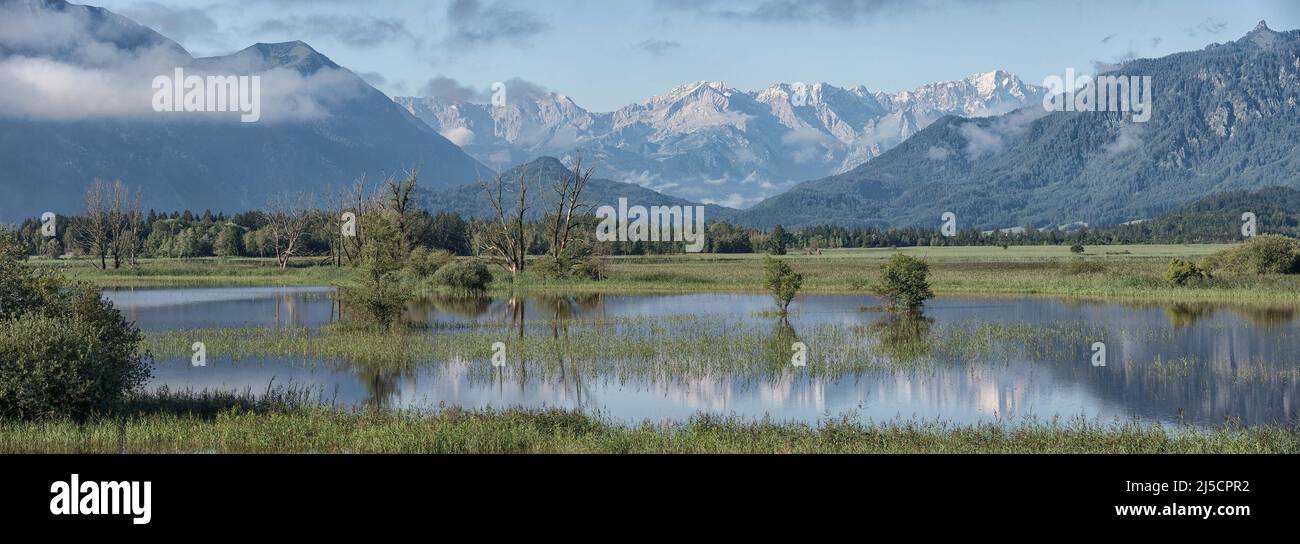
{"left": 40, "top": 244, "right": 1300, "bottom": 303}
{"left": 36, "top": 256, "right": 352, "bottom": 287}
{"left": 2, "top": 390, "right": 1295, "bottom": 453}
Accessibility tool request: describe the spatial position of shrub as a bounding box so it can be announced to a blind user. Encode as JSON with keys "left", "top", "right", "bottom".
{"left": 532, "top": 255, "right": 568, "bottom": 280}
{"left": 1069, "top": 244, "right": 1085, "bottom": 254}
{"left": 0, "top": 257, "right": 149, "bottom": 420}
{"left": 433, "top": 259, "right": 493, "bottom": 292}
{"left": 1202, "top": 235, "right": 1300, "bottom": 275}
{"left": 1165, "top": 258, "right": 1208, "bottom": 286}
{"left": 763, "top": 256, "right": 803, "bottom": 315}
{"left": 340, "top": 282, "right": 408, "bottom": 329}
{"left": 531, "top": 254, "right": 607, "bottom": 281}
{"left": 407, "top": 247, "right": 454, "bottom": 278}
{"left": 873, "top": 253, "right": 934, "bottom": 312}
{"left": 572, "top": 256, "right": 609, "bottom": 281}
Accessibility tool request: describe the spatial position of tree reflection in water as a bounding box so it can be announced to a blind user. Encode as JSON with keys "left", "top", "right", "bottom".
{"left": 869, "top": 313, "right": 935, "bottom": 365}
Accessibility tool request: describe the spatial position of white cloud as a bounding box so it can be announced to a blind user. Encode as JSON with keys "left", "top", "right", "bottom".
{"left": 1103, "top": 122, "right": 1145, "bottom": 155}
{"left": 781, "top": 127, "right": 836, "bottom": 163}
{"left": 441, "top": 126, "right": 477, "bottom": 146}
{"left": 0, "top": 3, "right": 366, "bottom": 124}
{"left": 704, "top": 193, "right": 748, "bottom": 209}
{"left": 959, "top": 106, "right": 1048, "bottom": 159}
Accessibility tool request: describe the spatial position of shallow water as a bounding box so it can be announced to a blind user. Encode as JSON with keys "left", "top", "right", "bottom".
{"left": 104, "top": 287, "right": 1300, "bottom": 427}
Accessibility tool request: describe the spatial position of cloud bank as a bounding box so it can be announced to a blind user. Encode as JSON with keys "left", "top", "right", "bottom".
{"left": 0, "top": 2, "right": 369, "bottom": 124}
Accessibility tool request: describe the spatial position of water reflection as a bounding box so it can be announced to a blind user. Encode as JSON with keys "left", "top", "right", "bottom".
{"left": 109, "top": 287, "right": 1300, "bottom": 427}
{"left": 868, "top": 315, "right": 934, "bottom": 365}
{"left": 1149, "top": 301, "right": 1297, "bottom": 329}
{"left": 105, "top": 286, "right": 335, "bottom": 330}
{"left": 765, "top": 318, "right": 802, "bottom": 370}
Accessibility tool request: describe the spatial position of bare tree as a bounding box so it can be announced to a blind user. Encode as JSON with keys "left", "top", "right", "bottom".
{"left": 107, "top": 181, "right": 128, "bottom": 268}
{"left": 321, "top": 184, "right": 341, "bottom": 266}
{"left": 104, "top": 182, "right": 142, "bottom": 268}
{"left": 76, "top": 179, "right": 113, "bottom": 270}
{"left": 479, "top": 169, "right": 530, "bottom": 277}
{"left": 266, "top": 192, "right": 313, "bottom": 269}
{"left": 125, "top": 191, "right": 145, "bottom": 266}
{"left": 382, "top": 169, "right": 419, "bottom": 255}
{"left": 339, "top": 176, "right": 378, "bottom": 267}
{"left": 546, "top": 158, "right": 595, "bottom": 267}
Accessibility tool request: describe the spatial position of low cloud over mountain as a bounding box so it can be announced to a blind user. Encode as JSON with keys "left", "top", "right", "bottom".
{"left": 0, "top": 0, "right": 490, "bottom": 220}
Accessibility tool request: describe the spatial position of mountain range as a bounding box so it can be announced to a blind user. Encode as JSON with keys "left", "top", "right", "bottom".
{"left": 0, "top": 0, "right": 491, "bottom": 221}
{"left": 3, "top": 1, "right": 1298, "bottom": 236}
{"left": 732, "top": 21, "right": 1300, "bottom": 230}
{"left": 395, "top": 71, "right": 1046, "bottom": 208}
{"left": 419, "top": 156, "right": 736, "bottom": 222}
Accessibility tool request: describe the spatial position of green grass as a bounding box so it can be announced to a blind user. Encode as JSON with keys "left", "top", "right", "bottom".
{"left": 34, "top": 256, "right": 352, "bottom": 287}
{"left": 40, "top": 243, "right": 1300, "bottom": 303}
{"left": 2, "top": 390, "right": 1295, "bottom": 453}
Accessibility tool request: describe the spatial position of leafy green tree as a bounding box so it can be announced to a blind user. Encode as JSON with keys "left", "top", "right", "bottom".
{"left": 214, "top": 225, "right": 245, "bottom": 257}
{"left": 42, "top": 238, "right": 62, "bottom": 259}
{"left": 873, "top": 253, "right": 934, "bottom": 313}
{"left": 242, "top": 229, "right": 273, "bottom": 258}
{"left": 174, "top": 228, "right": 202, "bottom": 258}
{"left": 763, "top": 256, "right": 803, "bottom": 315}
{"left": 0, "top": 227, "right": 26, "bottom": 262}
{"left": 768, "top": 224, "right": 787, "bottom": 255}
{"left": 708, "top": 222, "right": 753, "bottom": 253}
{"left": 342, "top": 212, "right": 409, "bottom": 329}
{"left": 425, "top": 212, "right": 472, "bottom": 255}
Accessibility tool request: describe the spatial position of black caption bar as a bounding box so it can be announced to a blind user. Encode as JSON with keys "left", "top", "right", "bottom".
{"left": 0, "top": 454, "right": 1292, "bottom": 534}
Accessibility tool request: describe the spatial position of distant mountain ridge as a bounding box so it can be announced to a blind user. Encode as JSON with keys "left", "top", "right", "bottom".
{"left": 0, "top": 0, "right": 491, "bottom": 221}
{"left": 421, "top": 156, "right": 736, "bottom": 222}
{"left": 395, "top": 71, "right": 1045, "bottom": 208}
{"left": 1130, "top": 186, "right": 1300, "bottom": 241}
{"left": 731, "top": 22, "right": 1300, "bottom": 230}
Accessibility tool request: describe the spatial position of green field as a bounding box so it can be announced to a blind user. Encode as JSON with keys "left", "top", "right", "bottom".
{"left": 36, "top": 243, "right": 1300, "bottom": 303}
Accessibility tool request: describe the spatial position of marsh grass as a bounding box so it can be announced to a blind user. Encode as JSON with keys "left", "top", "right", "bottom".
{"left": 141, "top": 315, "right": 1300, "bottom": 386}
{"left": 1, "top": 389, "right": 1295, "bottom": 453}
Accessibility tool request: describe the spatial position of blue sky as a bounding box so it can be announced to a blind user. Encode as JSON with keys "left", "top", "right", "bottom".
{"left": 95, "top": 0, "right": 1300, "bottom": 111}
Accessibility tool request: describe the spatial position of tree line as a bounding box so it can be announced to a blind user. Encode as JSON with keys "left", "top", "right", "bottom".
{"left": 10, "top": 179, "right": 1283, "bottom": 268}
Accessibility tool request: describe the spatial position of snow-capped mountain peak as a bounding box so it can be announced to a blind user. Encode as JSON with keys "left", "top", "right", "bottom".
{"left": 665, "top": 80, "right": 735, "bottom": 99}
{"left": 394, "top": 69, "right": 1045, "bottom": 208}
